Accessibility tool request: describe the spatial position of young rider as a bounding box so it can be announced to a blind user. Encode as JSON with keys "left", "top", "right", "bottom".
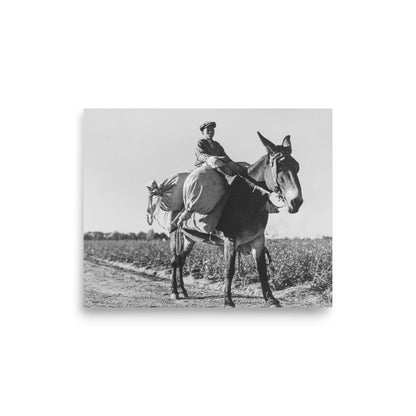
{"left": 195, "top": 121, "right": 247, "bottom": 179}
{"left": 195, "top": 121, "right": 231, "bottom": 169}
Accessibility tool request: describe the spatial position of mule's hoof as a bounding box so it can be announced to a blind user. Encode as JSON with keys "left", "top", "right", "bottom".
{"left": 170, "top": 293, "right": 180, "bottom": 300}
{"left": 268, "top": 299, "right": 282, "bottom": 308}
{"left": 224, "top": 299, "right": 236, "bottom": 308}
{"left": 181, "top": 292, "right": 189, "bottom": 298}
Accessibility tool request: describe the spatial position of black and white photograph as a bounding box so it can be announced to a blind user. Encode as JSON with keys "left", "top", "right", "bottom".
{"left": 83, "top": 109, "right": 332, "bottom": 308}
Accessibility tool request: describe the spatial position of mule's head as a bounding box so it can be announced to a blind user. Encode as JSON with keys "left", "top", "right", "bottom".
{"left": 258, "top": 132, "right": 303, "bottom": 213}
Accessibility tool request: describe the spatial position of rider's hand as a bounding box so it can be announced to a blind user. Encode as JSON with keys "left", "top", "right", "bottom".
{"left": 207, "top": 156, "right": 226, "bottom": 169}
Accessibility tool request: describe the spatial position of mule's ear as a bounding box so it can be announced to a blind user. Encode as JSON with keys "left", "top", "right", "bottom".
{"left": 257, "top": 131, "right": 276, "bottom": 154}
{"left": 282, "top": 135, "right": 292, "bottom": 153}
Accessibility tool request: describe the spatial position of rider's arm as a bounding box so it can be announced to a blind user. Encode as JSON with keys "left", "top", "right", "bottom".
{"left": 195, "top": 140, "right": 234, "bottom": 169}
{"left": 217, "top": 144, "right": 232, "bottom": 163}
{"left": 195, "top": 140, "right": 211, "bottom": 167}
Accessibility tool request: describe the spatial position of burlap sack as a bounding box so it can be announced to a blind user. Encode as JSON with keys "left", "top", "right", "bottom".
{"left": 151, "top": 171, "right": 189, "bottom": 211}
{"left": 149, "top": 197, "right": 178, "bottom": 233}
{"left": 183, "top": 191, "right": 229, "bottom": 234}
{"left": 183, "top": 166, "right": 227, "bottom": 214}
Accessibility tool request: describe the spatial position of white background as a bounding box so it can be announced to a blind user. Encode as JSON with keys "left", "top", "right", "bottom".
{"left": 1, "top": 1, "right": 415, "bottom": 415}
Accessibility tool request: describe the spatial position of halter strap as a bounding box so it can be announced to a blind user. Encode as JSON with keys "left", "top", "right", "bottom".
{"left": 267, "top": 151, "right": 291, "bottom": 208}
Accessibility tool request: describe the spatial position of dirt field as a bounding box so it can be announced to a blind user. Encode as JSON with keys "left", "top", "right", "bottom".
{"left": 84, "top": 259, "right": 331, "bottom": 308}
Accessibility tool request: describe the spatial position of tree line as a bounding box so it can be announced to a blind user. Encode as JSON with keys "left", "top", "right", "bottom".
{"left": 84, "top": 229, "right": 169, "bottom": 241}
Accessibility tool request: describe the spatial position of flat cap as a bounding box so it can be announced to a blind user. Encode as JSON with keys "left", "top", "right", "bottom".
{"left": 199, "top": 121, "right": 216, "bottom": 131}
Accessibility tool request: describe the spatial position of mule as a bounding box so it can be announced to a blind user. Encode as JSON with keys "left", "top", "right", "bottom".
{"left": 170, "top": 132, "right": 303, "bottom": 307}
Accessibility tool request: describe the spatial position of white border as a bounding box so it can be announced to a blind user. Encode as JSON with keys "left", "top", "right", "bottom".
{"left": 2, "top": 1, "right": 415, "bottom": 415}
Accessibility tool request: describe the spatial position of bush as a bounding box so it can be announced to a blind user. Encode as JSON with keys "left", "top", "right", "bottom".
{"left": 84, "top": 238, "right": 332, "bottom": 292}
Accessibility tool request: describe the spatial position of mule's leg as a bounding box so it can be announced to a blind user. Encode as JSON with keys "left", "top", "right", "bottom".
{"left": 170, "top": 265, "right": 180, "bottom": 300}
{"left": 178, "top": 260, "right": 188, "bottom": 298}
{"left": 250, "top": 235, "right": 281, "bottom": 307}
{"left": 177, "top": 238, "right": 195, "bottom": 298}
{"left": 223, "top": 238, "right": 237, "bottom": 307}
{"left": 169, "top": 231, "right": 180, "bottom": 300}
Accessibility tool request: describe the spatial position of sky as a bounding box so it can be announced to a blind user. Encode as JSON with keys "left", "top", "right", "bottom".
{"left": 83, "top": 109, "right": 332, "bottom": 238}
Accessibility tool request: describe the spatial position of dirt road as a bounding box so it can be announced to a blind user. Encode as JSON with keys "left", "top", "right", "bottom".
{"left": 84, "top": 260, "right": 330, "bottom": 308}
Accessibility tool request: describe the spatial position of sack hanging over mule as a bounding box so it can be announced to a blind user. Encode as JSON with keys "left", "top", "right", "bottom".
{"left": 146, "top": 171, "right": 190, "bottom": 231}
{"left": 183, "top": 166, "right": 228, "bottom": 214}
{"left": 182, "top": 191, "right": 230, "bottom": 234}
{"left": 148, "top": 192, "right": 229, "bottom": 235}
{"left": 147, "top": 196, "right": 179, "bottom": 233}
{"left": 147, "top": 171, "right": 190, "bottom": 212}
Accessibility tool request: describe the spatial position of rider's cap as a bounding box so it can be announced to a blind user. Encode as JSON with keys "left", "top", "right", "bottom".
{"left": 199, "top": 121, "right": 216, "bottom": 131}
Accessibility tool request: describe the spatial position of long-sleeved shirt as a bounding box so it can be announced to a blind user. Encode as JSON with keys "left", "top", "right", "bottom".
{"left": 194, "top": 139, "right": 231, "bottom": 167}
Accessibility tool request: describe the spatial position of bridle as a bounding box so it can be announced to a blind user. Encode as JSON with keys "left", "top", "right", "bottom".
{"left": 268, "top": 150, "right": 292, "bottom": 207}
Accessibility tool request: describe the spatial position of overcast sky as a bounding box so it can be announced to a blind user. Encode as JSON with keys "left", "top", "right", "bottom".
{"left": 83, "top": 109, "right": 332, "bottom": 238}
